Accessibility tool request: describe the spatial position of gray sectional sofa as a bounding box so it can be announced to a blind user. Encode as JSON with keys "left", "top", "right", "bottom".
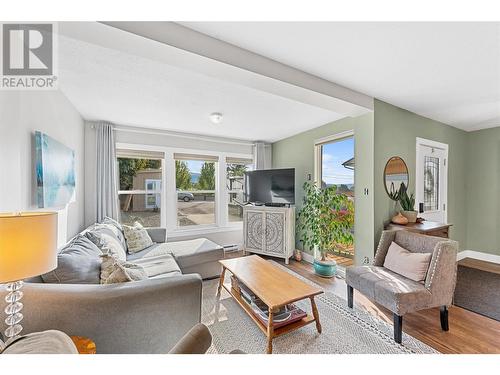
{"left": 0, "top": 221, "right": 224, "bottom": 354}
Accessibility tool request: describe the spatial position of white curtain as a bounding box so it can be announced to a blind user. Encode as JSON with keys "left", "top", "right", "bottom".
{"left": 254, "top": 142, "right": 272, "bottom": 170}
{"left": 96, "top": 122, "right": 118, "bottom": 222}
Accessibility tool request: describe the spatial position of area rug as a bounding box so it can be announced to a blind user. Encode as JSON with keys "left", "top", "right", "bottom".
{"left": 201, "top": 261, "right": 439, "bottom": 354}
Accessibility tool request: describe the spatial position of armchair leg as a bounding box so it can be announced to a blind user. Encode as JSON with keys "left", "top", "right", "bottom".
{"left": 440, "top": 306, "right": 449, "bottom": 331}
{"left": 347, "top": 285, "right": 353, "bottom": 308}
{"left": 393, "top": 314, "right": 403, "bottom": 344}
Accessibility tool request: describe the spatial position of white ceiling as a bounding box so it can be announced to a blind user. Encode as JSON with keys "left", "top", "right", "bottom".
{"left": 57, "top": 24, "right": 346, "bottom": 143}
{"left": 180, "top": 22, "right": 500, "bottom": 131}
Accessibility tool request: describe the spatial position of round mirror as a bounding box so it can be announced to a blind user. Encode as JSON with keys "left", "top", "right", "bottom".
{"left": 384, "top": 156, "right": 409, "bottom": 200}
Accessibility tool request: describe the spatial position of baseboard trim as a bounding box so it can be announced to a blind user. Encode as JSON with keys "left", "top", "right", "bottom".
{"left": 300, "top": 251, "right": 314, "bottom": 264}
{"left": 457, "top": 250, "right": 500, "bottom": 264}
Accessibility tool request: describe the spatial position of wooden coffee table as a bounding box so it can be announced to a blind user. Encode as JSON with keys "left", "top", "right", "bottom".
{"left": 218, "top": 255, "right": 323, "bottom": 353}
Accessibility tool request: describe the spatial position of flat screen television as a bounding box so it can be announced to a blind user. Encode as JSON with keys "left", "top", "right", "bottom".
{"left": 244, "top": 168, "right": 295, "bottom": 205}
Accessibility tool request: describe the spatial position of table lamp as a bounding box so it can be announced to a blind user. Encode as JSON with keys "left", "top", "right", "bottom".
{"left": 0, "top": 212, "right": 57, "bottom": 348}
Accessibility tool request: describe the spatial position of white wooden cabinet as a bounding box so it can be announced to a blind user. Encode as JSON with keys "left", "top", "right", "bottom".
{"left": 243, "top": 206, "right": 295, "bottom": 264}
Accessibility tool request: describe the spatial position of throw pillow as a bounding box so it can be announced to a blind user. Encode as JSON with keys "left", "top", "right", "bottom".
{"left": 383, "top": 241, "right": 433, "bottom": 283}
{"left": 100, "top": 254, "right": 148, "bottom": 284}
{"left": 85, "top": 224, "right": 127, "bottom": 261}
{"left": 102, "top": 216, "right": 123, "bottom": 233}
{"left": 99, "top": 218, "right": 127, "bottom": 250}
{"left": 123, "top": 222, "right": 154, "bottom": 254}
{"left": 42, "top": 235, "right": 103, "bottom": 284}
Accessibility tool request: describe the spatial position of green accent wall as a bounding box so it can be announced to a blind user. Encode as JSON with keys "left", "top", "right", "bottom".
{"left": 273, "top": 98, "right": 500, "bottom": 260}
{"left": 373, "top": 99, "right": 469, "bottom": 250}
{"left": 272, "top": 113, "right": 375, "bottom": 265}
{"left": 465, "top": 127, "right": 500, "bottom": 255}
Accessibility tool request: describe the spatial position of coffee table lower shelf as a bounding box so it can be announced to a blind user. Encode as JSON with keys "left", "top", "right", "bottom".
{"left": 222, "top": 284, "right": 318, "bottom": 352}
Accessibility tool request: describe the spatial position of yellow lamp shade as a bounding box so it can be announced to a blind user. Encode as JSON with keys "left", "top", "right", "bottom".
{"left": 0, "top": 212, "right": 58, "bottom": 283}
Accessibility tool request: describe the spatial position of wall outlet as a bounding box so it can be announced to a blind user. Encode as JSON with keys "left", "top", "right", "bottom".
{"left": 363, "top": 256, "right": 370, "bottom": 265}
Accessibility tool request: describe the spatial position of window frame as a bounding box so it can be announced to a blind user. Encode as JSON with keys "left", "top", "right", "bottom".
{"left": 116, "top": 142, "right": 253, "bottom": 236}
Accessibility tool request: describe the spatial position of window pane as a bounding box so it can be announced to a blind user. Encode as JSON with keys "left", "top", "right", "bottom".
{"left": 320, "top": 137, "right": 354, "bottom": 196}
{"left": 424, "top": 156, "right": 439, "bottom": 211}
{"left": 227, "top": 161, "right": 253, "bottom": 222}
{"left": 117, "top": 156, "right": 163, "bottom": 227}
{"left": 119, "top": 193, "right": 161, "bottom": 227}
{"left": 176, "top": 159, "right": 216, "bottom": 227}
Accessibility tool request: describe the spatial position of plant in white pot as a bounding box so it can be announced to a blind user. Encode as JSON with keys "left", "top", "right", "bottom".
{"left": 297, "top": 181, "right": 354, "bottom": 277}
{"left": 398, "top": 184, "right": 417, "bottom": 223}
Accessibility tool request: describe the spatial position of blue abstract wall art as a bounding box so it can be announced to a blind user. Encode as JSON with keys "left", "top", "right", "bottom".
{"left": 35, "top": 131, "right": 76, "bottom": 208}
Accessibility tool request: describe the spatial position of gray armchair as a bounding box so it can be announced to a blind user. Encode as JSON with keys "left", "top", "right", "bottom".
{"left": 0, "top": 274, "right": 202, "bottom": 354}
{"left": 346, "top": 230, "right": 458, "bottom": 343}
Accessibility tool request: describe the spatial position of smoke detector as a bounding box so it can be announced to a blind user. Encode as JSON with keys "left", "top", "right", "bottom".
{"left": 209, "top": 112, "right": 223, "bottom": 124}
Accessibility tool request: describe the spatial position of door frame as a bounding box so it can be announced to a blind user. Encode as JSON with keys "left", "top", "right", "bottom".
{"left": 415, "top": 137, "right": 449, "bottom": 223}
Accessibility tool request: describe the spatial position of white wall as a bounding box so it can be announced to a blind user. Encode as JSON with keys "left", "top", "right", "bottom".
{"left": 0, "top": 90, "right": 85, "bottom": 247}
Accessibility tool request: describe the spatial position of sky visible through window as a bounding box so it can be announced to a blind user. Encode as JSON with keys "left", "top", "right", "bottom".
{"left": 322, "top": 137, "right": 354, "bottom": 186}
{"left": 185, "top": 160, "right": 204, "bottom": 173}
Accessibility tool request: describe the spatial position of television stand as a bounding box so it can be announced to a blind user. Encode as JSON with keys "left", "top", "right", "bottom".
{"left": 243, "top": 205, "right": 295, "bottom": 264}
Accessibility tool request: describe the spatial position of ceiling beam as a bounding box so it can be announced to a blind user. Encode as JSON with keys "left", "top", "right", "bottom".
{"left": 98, "top": 21, "right": 373, "bottom": 116}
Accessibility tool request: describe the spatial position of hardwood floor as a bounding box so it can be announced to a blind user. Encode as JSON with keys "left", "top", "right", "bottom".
{"left": 325, "top": 254, "right": 353, "bottom": 267}
{"left": 227, "top": 251, "right": 500, "bottom": 353}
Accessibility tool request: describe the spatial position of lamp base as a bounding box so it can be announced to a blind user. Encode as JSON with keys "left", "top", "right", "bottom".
{"left": 3, "top": 280, "right": 24, "bottom": 346}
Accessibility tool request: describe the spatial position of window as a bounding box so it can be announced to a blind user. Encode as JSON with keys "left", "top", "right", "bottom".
{"left": 117, "top": 150, "right": 164, "bottom": 227}
{"left": 116, "top": 145, "right": 253, "bottom": 232}
{"left": 316, "top": 135, "right": 354, "bottom": 195}
{"left": 174, "top": 153, "right": 218, "bottom": 227}
{"left": 226, "top": 157, "right": 253, "bottom": 222}
{"left": 423, "top": 156, "right": 439, "bottom": 211}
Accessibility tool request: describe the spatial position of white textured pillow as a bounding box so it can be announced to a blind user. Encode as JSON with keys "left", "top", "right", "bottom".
{"left": 123, "top": 222, "right": 154, "bottom": 254}
{"left": 100, "top": 254, "right": 148, "bottom": 284}
{"left": 383, "top": 241, "right": 432, "bottom": 283}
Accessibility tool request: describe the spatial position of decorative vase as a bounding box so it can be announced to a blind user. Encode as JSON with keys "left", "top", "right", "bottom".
{"left": 401, "top": 210, "right": 418, "bottom": 223}
{"left": 313, "top": 258, "right": 337, "bottom": 278}
{"left": 392, "top": 212, "right": 409, "bottom": 225}
{"left": 294, "top": 249, "right": 302, "bottom": 262}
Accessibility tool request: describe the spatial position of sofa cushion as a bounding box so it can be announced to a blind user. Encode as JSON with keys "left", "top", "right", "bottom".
{"left": 126, "top": 242, "right": 171, "bottom": 261}
{"left": 346, "top": 265, "right": 432, "bottom": 315}
{"left": 123, "top": 222, "right": 154, "bottom": 254}
{"left": 165, "top": 238, "right": 223, "bottom": 269}
{"left": 100, "top": 254, "right": 148, "bottom": 284}
{"left": 2, "top": 330, "right": 78, "bottom": 354}
{"left": 132, "top": 254, "right": 182, "bottom": 278}
{"left": 383, "top": 241, "right": 432, "bottom": 282}
{"left": 42, "top": 235, "right": 103, "bottom": 284}
{"left": 86, "top": 224, "right": 127, "bottom": 261}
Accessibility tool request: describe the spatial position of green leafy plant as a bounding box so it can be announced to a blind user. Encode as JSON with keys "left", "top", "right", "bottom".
{"left": 297, "top": 181, "right": 354, "bottom": 261}
{"left": 398, "top": 184, "right": 415, "bottom": 211}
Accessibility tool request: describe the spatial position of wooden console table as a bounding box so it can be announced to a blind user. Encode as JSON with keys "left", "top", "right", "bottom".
{"left": 385, "top": 221, "right": 452, "bottom": 238}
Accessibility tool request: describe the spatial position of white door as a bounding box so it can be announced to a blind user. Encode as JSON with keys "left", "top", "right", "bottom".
{"left": 145, "top": 179, "right": 161, "bottom": 209}
{"left": 416, "top": 138, "right": 448, "bottom": 223}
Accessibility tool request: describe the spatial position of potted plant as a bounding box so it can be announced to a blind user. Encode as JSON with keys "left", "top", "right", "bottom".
{"left": 297, "top": 181, "right": 354, "bottom": 277}
{"left": 398, "top": 184, "right": 417, "bottom": 223}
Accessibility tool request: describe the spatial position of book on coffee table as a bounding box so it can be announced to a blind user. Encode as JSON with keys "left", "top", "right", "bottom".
{"left": 238, "top": 279, "right": 307, "bottom": 328}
